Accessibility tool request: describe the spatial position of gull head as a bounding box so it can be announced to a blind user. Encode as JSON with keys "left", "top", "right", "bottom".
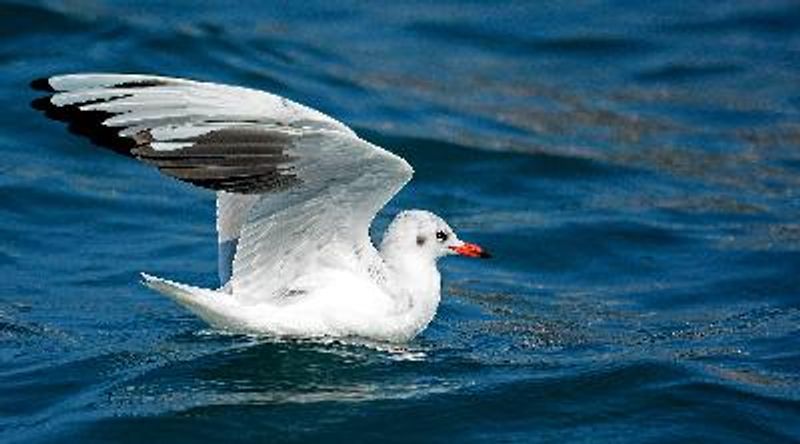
{"left": 380, "top": 210, "right": 491, "bottom": 262}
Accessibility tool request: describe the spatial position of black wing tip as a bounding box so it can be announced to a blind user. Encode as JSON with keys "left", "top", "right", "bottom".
{"left": 30, "top": 77, "right": 56, "bottom": 92}
{"left": 113, "top": 79, "right": 171, "bottom": 89}
{"left": 30, "top": 93, "right": 138, "bottom": 157}
{"left": 30, "top": 95, "right": 51, "bottom": 112}
{"left": 30, "top": 74, "right": 142, "bottom": 157}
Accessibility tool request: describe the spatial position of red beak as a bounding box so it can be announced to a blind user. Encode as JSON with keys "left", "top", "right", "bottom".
{"left": 450, "top": 242, "right": 491, "bottom": 259}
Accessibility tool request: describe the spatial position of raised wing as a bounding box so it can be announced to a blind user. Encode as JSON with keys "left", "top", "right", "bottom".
{"left": 32, "top": 74, "right": 413, "bottom": 296}
{"left": 32, "top": 73, "right": 355, "bottom": 187}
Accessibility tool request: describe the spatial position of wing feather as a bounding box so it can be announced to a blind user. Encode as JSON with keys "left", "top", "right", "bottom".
{"left": 230, "top": 132, "right": 412, "bottom": 302}
{"left": 32, "top": 73, "right": 412, "bottom": 293}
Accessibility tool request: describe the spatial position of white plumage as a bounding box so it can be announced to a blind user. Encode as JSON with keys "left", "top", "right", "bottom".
{"left": 34, "top": 73, "right": 489, "bottom": 342}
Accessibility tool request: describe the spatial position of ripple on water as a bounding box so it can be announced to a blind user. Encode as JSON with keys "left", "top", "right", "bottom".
{"left": 2, "top": 1, "right": 800, "bottom": 443}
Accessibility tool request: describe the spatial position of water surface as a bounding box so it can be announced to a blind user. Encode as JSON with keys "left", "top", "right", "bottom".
{"left": 1, "top": 1, "right": 799, "bottom": 442}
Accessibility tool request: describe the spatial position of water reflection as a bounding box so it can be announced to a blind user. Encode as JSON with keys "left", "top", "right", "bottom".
{"left": 104, "top": 335, "right": 447, "bottom": 415}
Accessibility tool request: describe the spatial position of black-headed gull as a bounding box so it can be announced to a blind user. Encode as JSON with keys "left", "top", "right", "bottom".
{"left": 32, "top": 74, "right": 490, "bottom": 342}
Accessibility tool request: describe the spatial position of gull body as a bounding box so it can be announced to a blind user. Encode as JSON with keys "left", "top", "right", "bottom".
{"left": 142, "top": 210, "right": 474, "bottom": 342}
{"left": 32, "top": 73, "right": 489, "bottom": 342}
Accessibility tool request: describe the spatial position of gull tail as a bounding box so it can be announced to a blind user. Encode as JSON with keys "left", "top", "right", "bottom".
{"left": 140, "top": 273, "right": 244, "bottom": 330}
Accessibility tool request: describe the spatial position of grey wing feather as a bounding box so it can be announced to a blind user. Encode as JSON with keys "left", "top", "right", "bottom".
{"left": 32, "top": 73, "right": 413, "bottom": 294}
{"left": 32, "top": 73, "right": 354, "bottom": 194}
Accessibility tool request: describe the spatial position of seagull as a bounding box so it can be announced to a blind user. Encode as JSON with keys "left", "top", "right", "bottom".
{"left": 31, "top": 73, "right": 490, "bottom": 342}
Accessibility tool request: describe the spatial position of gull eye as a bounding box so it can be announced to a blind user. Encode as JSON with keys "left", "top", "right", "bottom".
{"left": 435, "top": 230, "right": 448, "bottom": 242}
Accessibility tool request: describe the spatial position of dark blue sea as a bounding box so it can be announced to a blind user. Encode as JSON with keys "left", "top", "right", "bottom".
{"left": 2, "top": 1, "right": 800, "bottom": 442}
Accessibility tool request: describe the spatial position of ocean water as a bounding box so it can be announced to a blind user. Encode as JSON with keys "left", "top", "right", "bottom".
{"left": 2, "top": 1, "right": 800, "bottom": 442}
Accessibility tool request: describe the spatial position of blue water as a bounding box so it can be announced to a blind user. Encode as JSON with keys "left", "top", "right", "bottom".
{"left": 2, "top": 1, "right": 800, "bottom": 442}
